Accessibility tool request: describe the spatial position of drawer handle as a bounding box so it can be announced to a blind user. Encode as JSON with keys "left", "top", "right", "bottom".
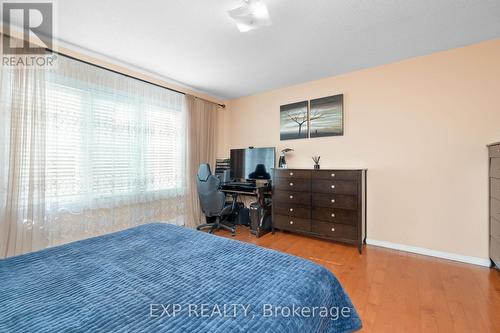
{"left": 289, "top": 195, "right": 294, "bottom": 199}
{"left": 289, "top": 208, "right": 294, "bottom": 212}
{"left": 331, "top": 199, "right": 335, "bottom": 203}
{"left": 290, "top": 182, "right": 294, "bottom": 186}
{"left": 290, "top": 172, "right": 294, "bottom": 176}
{"left": 331, "top": 185, "right": 335, "bottom": 189}
{"left": 331, "top": 227, "right": 335, "bottom": 232}
{"left": 290, "top": 221, "right": 294, "bottom": 225}
{"left": 331, "top": 213, "right": 335, "bottom": 218}
{"left": 331, "top": 173, "right": 335, "bottom": 177}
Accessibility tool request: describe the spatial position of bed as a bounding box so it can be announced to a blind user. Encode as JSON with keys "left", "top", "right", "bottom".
{"left": 0, "top": 223, "right": 362, "bottom": 332}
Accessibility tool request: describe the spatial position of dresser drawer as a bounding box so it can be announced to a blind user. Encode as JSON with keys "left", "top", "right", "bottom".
{"left": 312, "top": 193, "right": 357, "bottom": 209}
{"left": 312, "top": 179, "right": 358, "bottom": 195}
{"left": 274, "top": 177, "right": 311, "bottom": 192}
{"left": 491, "top": 158, "right": 500, "bottom": 179}
{"left": 312, "top": 222, "right": 356, "bottom": 241}
{"left": 491, "top": 178, "right": 500, "bottom": 201}
{"left": 274, "top": 204, "right": 310, "bottom": 219}
{"left": 312, "top": 170, "right": 359, "bottom": 181}
{"left": 491, "top": 236, "right": 500, "bottom": 264}
{"left": 489, "top": 145, "right": 500, "bottom": 158}
{"left": 274, "top": 215, "right": 311, "bottom": 232}
{"left": 274, "top": 169, "right": 311, "bottom": 179}
{"left": 312, "top": 207, "right": 357, "bottom": 225}
{"left": 274, "top": 190, "right": 311, "bottom": 206}
{"left": 491, "top": 217, "right": 500, "bottom": 242}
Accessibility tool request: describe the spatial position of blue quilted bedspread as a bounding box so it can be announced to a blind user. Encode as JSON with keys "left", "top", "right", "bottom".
{"left": 0, "top": 223, "right": 361, "bottom": 332}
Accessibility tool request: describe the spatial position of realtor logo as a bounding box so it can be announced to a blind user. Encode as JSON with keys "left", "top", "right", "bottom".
{"left": 2, "top": 1, "right": 53, "bottom": 54}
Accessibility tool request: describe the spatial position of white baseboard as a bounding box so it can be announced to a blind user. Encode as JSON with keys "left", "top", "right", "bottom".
{"left": 365, "top": 239, "right": 491, "bottom": 267}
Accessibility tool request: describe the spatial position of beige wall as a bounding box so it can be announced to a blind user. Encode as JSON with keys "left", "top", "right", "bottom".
{"left": 219, "top": 39, "right": 500, "bottom": 260}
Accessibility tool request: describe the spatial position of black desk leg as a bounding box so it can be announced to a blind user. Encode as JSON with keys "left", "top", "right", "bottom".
{"left": 230, "top": 193, "right": 238, "bottom": 211}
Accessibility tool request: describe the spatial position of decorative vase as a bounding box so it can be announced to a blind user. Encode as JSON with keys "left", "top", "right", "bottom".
{"left": 314, "top": 164, "right": 320, "bottom": 170}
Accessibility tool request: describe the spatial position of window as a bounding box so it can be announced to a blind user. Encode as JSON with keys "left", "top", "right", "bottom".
{"left": 0, "top": 37, "right": 187, "bottom": 256}
{"left": 43, "top": 55, "right": 186, "bottom": 204}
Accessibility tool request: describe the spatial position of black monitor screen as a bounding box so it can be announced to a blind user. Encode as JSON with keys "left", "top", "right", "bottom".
{"left": 230, "top": 147, "right": 275, "bottom": 181}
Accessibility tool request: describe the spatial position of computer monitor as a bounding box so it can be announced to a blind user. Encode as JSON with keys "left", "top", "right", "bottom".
{"left": 230, "top": 147, "right": 275, "bottom": 181}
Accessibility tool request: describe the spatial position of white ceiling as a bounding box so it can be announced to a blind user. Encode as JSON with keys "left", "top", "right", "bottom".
{"left": 42, "top": 0, "right": 500, "bottom": 99}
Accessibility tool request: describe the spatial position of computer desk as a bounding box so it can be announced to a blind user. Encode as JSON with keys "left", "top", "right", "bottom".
{"left": 219, "top": 182, "right": 272, "bottom": 236}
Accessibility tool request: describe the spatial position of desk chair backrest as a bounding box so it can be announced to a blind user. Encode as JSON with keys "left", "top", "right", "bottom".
{"left": 197, "top": 164, "right": 226, "bottom": 217}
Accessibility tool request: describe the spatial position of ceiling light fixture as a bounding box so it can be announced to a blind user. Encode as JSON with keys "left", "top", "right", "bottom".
{"left": 227, "top": 0, "right": 272, "bottom": 32}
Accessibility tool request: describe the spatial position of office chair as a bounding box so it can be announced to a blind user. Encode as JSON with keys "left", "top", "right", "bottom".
{"left": 195, "top": 164, "right": 236, "bottom": 236}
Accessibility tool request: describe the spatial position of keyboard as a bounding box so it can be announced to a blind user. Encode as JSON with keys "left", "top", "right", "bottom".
{"left": 221, "top": 182, "right": 257, "bottom": 192}
{"left": 228, "top": 182, "right": 254, "bottom": 187}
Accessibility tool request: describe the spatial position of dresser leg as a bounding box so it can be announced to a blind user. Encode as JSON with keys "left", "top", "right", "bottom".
{"left": 358, "top": 243, "right": 362, "bottom": 254}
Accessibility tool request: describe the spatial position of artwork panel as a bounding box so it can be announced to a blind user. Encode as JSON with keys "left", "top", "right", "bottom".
{"left": 309, "top": 94, "right": 343, "bottom": 138}
{"left": 280, "top": 101, "right": 308, "bottom": 140}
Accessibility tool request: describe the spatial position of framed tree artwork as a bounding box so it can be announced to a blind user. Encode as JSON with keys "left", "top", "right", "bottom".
{"left": 280, "top": 101, "right": 309, "bottom": 140}
{"left": 279, "top": 94, "right": 344, "bottom": 140}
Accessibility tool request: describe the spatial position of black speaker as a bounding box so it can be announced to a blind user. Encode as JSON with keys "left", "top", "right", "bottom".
{"left": 231, "top": 203, "right": 250, "bottom": 226}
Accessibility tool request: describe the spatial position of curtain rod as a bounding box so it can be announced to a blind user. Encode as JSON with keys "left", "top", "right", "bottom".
{"left": 45, "top": 48, "right": 226, "bottom": 109}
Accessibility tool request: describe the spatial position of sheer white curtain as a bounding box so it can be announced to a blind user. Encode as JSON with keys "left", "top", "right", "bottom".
{"left": 0, "top": 52, "right": 48, "bottom": 256}
{"left": 1, "top": 46, "right": 186, "bottom": 258}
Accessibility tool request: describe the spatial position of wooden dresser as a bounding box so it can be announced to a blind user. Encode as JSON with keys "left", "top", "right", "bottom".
{"left": 488, "top": 143, "right": 500, "bottom": 268}
{"left": 272, "top": 168, "right": 367, "bottom": 253}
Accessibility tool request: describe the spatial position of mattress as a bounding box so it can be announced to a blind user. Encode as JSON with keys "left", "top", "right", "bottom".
{"left": 0, "top": 223, "right": 361, "bottom": 332}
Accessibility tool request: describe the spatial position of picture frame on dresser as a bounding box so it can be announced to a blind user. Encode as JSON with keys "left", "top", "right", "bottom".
{"left": 271, "top": 168, "right": 367, "bottom": 253}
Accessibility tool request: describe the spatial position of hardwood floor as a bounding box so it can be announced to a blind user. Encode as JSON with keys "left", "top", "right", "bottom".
{"left": 218, "top": 227, "right": 500, "bottom": 333}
